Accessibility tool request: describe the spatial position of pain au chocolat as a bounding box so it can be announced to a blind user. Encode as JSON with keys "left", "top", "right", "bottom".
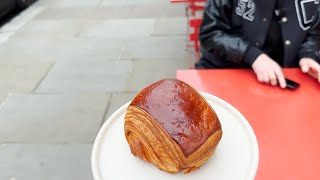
{"left": 124, "top": 79, "right": 222, "bottom": 173}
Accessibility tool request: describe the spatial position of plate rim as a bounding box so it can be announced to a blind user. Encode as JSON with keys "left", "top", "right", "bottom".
{"left": 91, "top": 92, "right": 259, "bottom": 180}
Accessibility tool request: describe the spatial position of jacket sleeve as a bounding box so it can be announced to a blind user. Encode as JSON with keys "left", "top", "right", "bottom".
{"left": 299, "top": 6, "right": 320, "bottom": 63}
{"left": 199, "top": 0, "right": 262, "bottom": 65}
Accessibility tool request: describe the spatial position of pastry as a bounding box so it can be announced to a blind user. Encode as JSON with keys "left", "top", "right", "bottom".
{"left": 124, "top": 78, "right": 222, "bottom": 173}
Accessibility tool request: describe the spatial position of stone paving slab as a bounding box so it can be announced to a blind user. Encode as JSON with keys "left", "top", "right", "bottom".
{"left": 122, "top": 0, "right": 168, "bottom": 4}
{"left": 35, "top": 3, "right": 185, "bottom": 20}
{"left": 35, "top": 7, "right": 95, "bottom": 20}
{"left": 98, "top": 3, "right": 186, "bottom": 19}
{"left": 99, "top": 0, "right": 126, "bottom": 7}
{"left": 104, "top": 92, "right": 137, "bottom": 123}
{"left": 100, "top": 0, "right": 170, "bottom": 6}
{"left": 37, "top": 0, "right": 174, "bottom": 8}
{"left": 129, "top": 3, "right": 186, "bottom": 18}
{"left": 0, "top": 37, "right": 125, "bottom": 62}
{"left": 122, "top": 36, "right": 190, "bottom": 59}
{"left": 13, "top": 19, "right": 87, "bottom": 38}
{"left": 0, "top": 60, "right": 53, "bottom": 103}
{"left": 80, "top": 19, "right": 155, "bottom": 38}
{"left": 81, "top": 3, "right": 185, "bottom": 19}
{"left": 126, "top": 58, "right": 194, "bottom": 91}
{"left": 38, "top": 0, "right": 100, "bottom": 7}
{"left": 36, "top": 60, "right": 132, "bottom": 93}
{"left": 0, "top": 93, "right": 109, "bottom": 143}
{"left": 153, "top": 17, "right": 188, "bottom": 36}
{"left": 0, "top": 144, "right": 93, "bottom": 180}
{"left": 0, "top": 94, "right": 6, "bottom": 103}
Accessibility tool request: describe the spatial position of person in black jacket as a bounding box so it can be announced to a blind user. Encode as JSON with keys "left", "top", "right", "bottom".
{"left": 196, "top": 0, "right": 320, "bottom": 88}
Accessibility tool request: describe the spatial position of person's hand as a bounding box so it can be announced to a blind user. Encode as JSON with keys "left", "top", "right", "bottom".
{"left": 299, "top": 58, "right": 320, "bottom": 82}
{"left": 252, "top": 54, "right": 286, "bottom": 88}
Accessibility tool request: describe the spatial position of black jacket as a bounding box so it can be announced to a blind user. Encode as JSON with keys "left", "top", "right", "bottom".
{"left": 196, "top": 0, "right": 320, "bottom": 69}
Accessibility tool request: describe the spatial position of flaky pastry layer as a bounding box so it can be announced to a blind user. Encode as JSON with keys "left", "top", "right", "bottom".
{"left": 124, "top": 105, "right": 222, "bottom": 173}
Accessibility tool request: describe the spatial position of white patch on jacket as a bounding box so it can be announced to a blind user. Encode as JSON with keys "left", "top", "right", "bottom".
{"left": 295, "top": 0, "right": 320, "bottom": 30}
{"left": 236, "top": 0, "right": 256, "bottom": 21}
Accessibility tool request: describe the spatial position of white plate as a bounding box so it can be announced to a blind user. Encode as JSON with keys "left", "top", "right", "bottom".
{"left": 92, "top": 92, "right": 259, "bottom": 180}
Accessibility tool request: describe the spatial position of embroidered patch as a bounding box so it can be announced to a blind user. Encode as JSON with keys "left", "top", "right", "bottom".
{"left": 236, "top": 0, "right": 256, "bottom": 21}
{"left": 295, "top": 0, "right": 320, "bottom": 30}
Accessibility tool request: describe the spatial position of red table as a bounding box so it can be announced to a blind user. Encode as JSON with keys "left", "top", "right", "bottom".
{"left": 177, "top": 68, "right": 320, "bottom": 180}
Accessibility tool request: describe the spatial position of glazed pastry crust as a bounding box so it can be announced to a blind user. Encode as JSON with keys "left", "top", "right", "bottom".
{"left": 124, "top": 79, "right": 222, "bottom": 173}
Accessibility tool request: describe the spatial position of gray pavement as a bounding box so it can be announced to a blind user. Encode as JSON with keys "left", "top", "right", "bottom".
{"left": 0, "top": 0, "right": 195, "bottom": 179}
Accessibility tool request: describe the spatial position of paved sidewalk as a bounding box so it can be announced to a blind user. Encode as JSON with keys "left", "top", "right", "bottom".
{"left": 0, "top": 0, "right": 195, "bottom": 179}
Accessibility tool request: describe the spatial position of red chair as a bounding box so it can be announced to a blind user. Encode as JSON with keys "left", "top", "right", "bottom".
{"left": 170, "top": 0, "right": 205, "bottom": 61}
{"left": 188, "top": 0, "right": 206, "bottom": 16}
{"left": 189, "top": 18, "right": 203, "bottom": 60}
{"left": 170, "top": 0, "right": 188, "bottom": 2}
{"left": 170, "top": 0, "right": 206, "bottom": 16}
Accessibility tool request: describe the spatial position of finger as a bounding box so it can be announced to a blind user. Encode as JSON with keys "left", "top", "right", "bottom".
{"left": 274, "top": 68, "right": 286, "bottom": 88}
{"left": 269, "top": 72, "right": 278, "bottom": 86}
{"left": 306, "top": 61, "right": 320, "bottom": 80}
{"left": 257, "top": 73, "right": 264, "bottom": 83}
{"left": 307, "top": 72, "right": 316, "bottom": 79}
{"left": 309, "top": 61, "right": 320, "bottom": 72}
{"left": 263, "top": 73, "right": 270, "bottom": 84}
{"left": 301, "top": 62, "right": 310, "bottom": 73}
